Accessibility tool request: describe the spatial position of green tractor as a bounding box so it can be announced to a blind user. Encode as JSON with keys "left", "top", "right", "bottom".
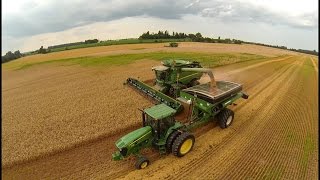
{"left": 112, "top": 76, "right": 248, "bottom": 169}
{"left": 152, "top": 60, "right": 212, "bottom": 97}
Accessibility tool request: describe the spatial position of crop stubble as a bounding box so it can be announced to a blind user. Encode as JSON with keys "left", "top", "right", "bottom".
{"left": 1, "top": 43, "right": 317, "bottom": 179}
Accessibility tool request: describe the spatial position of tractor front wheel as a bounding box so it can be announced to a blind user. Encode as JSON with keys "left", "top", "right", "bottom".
{"left": 172, "top": 132, "right": 195, "bottom": 157}
{"left": 217, "top": 108, "right": 234, "bottom": 129}
{"left": 135, "top": 156, "right": 150, "bottom": 169}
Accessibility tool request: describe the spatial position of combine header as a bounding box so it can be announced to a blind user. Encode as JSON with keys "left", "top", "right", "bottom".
{"left": 112, "top": 60, "right": 249, "bottom": 169}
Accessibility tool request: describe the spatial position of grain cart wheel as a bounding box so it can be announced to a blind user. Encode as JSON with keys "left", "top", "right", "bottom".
{"left": 172, "top": 132, "right": 195, "bottom": 157}
{"left": 217, "top": 108, "right": 234, "bottom": 129}
{"left": 166, "top": 131, "right": 181, "bottom": 153}
{"left": 135, "top": 156, "right": 150, "bottom": 169}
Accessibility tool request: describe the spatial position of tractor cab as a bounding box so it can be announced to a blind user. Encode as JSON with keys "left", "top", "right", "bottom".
{"left": 142, "top": 103, "right": 177, "bottom": 140}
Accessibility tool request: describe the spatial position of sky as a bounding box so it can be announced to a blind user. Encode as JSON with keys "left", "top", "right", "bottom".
{"left": 2, "top": 0, "right": 318, "bottom": 54}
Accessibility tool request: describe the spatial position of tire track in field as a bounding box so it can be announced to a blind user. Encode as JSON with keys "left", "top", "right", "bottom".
{"left": 169, "top": 57, "right": 302, "bottom": 180}
{"left": 218, "top": 59, "right": 307, "bottom": 179}
{"left": 179, "top": 57, "right": 318, "bottom": 179}
{"left": 219, "top": 59, "right": 314, "bottom": 180}
{"left": 310, "top": 57, "right": 318, "bottom": 73}
{"left": 201, "top": 60, "right": 302, "bottom": 179}
{"left": 214, "top": 55, "right": 293, "bottom": 79}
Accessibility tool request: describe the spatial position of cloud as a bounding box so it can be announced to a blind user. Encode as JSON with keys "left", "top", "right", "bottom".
{"left": 2, "top": 0, "right": 318, "bottom": 54}
{"left": 199, "top": 0, "right": 318, "bottom": 29}
{"left": 3, "top": 0, "right": 318, "bottom": 39}
{"left": 2, "top": 0, "right": 199, "bottom": 37}
{"left": 3, "top": 15, "right": 318, "bottom": 54}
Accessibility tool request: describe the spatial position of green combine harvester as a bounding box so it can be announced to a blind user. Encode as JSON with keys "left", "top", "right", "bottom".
{"left": 151, "top": 59, "right": 212, "bottom": 97}
{"left": 112, "top": 60, "right": 249, "bottom": 169}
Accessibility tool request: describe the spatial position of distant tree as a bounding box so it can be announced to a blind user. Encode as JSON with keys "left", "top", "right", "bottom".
{"left": 2, "top": 50, "right": 23, "bottom": 63}
{"left": 224, "top": 38, "right": 232, "bottom": 43}
{"left": 85, "top": 39, "right": 99, "bottom": 44}
{"left": 164, "top": 30, "right": 169, "bottom": 38}
{"left": 39, "top": 46, "right": 47, "bottom": 54}
{"left": 14, "top": 50, "right": 22, "bottom": 58}
{"left": 188, "top": 33, "right": 196, "bottom": 41}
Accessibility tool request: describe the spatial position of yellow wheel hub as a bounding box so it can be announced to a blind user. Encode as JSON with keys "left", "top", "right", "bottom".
{"left": 140, "top": 161, "right": 148, "bottom": 169}
{"left": 180, "top": 139, "right": 193, "bottom": 155}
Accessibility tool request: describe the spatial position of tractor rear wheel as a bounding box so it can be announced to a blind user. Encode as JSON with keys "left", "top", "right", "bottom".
{"left": 166, "top": 131, "right": 181, "bottom": 153}
{"left": 135, "top": 156, "right": 150, "bottom": 169}
{"left": 172, "top": 132, "right": 195, "bottom": 157}
{"left": 217, "top": 108, "right": 234, "bottom": 129}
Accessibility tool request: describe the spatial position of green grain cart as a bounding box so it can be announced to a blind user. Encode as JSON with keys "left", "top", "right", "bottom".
{"left": 112, "top": 76, "right": 248, "bottom": 169}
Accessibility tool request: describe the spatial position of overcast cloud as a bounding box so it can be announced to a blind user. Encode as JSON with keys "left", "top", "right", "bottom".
{"left": 2, "top": 0, "right": 319, "bottom": 53}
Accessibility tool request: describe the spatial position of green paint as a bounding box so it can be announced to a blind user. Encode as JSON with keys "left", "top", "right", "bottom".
{"left": 115, "top": 126, "right": 152, "bottom": 149}
{"left": 144, "top": 104, "right": 177, "bottom": 120}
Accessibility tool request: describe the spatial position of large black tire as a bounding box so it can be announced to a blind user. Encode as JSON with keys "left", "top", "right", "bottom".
{"left": 172, "top": 132, "right": 195, "bottom": 157}
{"left": 135, "top": 156, "right": 150, "bottom": 169}
{"left": 217, "top": 108, "right": 234, "bottom": 129}
{"left": 166, "top": 131, "right": 181, "bottom": 153}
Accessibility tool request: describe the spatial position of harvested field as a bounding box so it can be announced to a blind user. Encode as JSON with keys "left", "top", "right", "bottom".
{"left": 2, "top": 43, "right": 318, "bottom": 179}
{"left": 2, "top": 42, "right": 300, "bottom": 70}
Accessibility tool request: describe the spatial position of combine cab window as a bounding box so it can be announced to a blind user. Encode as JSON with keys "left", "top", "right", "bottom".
{"left": 156, "top": 70, "right": 167, "bottom": 81}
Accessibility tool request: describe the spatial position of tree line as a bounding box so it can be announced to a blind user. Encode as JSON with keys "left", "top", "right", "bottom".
{"left": 2, "top": 50, "right": 23, "bottom": 63}
{"left": 38, "top": 39, "right": 100, "bottom": 54}
{"left": 140, "top": 30, "right": 318, "bottom": 55}
{"left": 139, "top": 31, "right": 243, "bottom": 44}
{"left": 2, "top": 33, "right": 318, "bottom": 64}
{"left": 244, "top": 41, "right": 318, "bottom": 56}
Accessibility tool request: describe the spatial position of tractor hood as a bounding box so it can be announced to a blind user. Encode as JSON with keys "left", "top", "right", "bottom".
{"left": 115, "top": 126, "right": 152, "bottom": 149}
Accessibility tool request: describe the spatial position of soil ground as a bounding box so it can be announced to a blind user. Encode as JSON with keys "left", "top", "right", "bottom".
{"left": 2, "top": 43, "right": 318, "bottom": 179}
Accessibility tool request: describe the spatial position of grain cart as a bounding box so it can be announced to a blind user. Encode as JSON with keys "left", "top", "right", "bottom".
{"left": 112, "top": 77, "right": 249, "bottom": 169}
{"left": 152, "top": 60, "right": 212, "bottom": 96}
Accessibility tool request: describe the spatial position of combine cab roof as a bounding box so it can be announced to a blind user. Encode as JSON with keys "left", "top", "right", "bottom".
{"left": 144, "top": 103, "right": 177, "bottom": 120}
{"left": 152, "top": 66, "right": 169, "bottom": 71}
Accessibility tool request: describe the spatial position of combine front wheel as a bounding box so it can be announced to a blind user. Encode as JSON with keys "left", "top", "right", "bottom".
{"left": 172, "top": 132, "right": 195, "bottom": 157}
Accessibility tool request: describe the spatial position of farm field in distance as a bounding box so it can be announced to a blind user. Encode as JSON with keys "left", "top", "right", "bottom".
{"left": 2, "top": 42, "right": 318, "bottom": 179}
